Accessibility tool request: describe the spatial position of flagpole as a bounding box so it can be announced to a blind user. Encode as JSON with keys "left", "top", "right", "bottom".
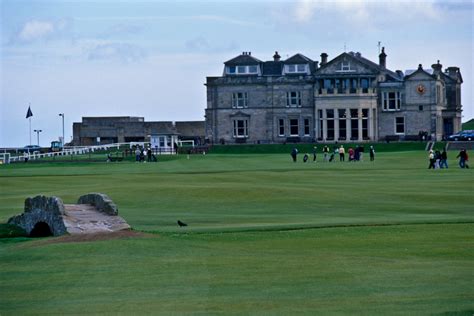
{"left": 29, "top": 103, "right": 32, "bottom": 145}
{"left": 29, "top": 117, "right": 32, "bottom": 145}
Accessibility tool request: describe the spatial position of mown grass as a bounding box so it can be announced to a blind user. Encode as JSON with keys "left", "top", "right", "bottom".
{"left": 0, "top": 150, "right": 473, "bottom": 314}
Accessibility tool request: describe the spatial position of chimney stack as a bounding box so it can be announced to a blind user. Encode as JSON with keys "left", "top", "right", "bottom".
{"left": 379, "top": 47, "right": 386, "bottom": 69}
{"left": 320, "top": 53, "right": 328, "bottom": 65}
{"left": 431, "top": 60, "right": 442, "bottom": 75}
{"left": 273, "top": 51, "right": 281, "bottom": 62}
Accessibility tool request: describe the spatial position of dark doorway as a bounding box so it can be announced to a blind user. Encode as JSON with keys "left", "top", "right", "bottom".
{"left": 443, "top": 118, "right": 454, "bottom": 137}
{"left": 30, "top": 222, "right": 53, "bottom": 237}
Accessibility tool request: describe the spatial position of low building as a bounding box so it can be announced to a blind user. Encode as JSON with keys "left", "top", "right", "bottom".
{"left": 205, "top": 49, "right": 463, "bottom": 144}
{"left": 72, "top": 117, "right": 205, "bottom": 146}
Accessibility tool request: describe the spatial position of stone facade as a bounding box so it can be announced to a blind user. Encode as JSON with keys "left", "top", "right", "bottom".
{"left": 205, "top": 50, "right": 463, "bottom": 143}
{"left": 73, "top": 117, "right": 205, "bottom": 146}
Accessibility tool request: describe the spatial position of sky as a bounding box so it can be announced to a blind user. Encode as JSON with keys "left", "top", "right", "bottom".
{"left": 0, "top": 0, "right": 472, "bottom": 147}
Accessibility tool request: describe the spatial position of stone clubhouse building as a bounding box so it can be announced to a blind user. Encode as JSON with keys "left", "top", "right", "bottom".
{"left": 205, "top": 49, "right": 463, "bottom": 144}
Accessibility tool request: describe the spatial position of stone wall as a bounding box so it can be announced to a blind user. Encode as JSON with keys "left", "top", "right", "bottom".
{"left": 77, "top": 193, "right": 118, "bottom": 215}
{"left": 7, "top": 196, "right": 67, "bottom": 236}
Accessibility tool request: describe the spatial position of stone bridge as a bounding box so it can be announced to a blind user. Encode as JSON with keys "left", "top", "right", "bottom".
{"left": 8, "top": 193, "right": 130, "bottom": 237}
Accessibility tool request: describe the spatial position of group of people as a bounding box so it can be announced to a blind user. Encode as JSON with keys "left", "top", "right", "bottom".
{"left": 429, "top": 148, "right": 470, "bottom": 169}
{"left": 291, "top": 145, "right": 375, "bottom": 163}
{"left": 134, "top": 146, "right": 157, "bottom": 162}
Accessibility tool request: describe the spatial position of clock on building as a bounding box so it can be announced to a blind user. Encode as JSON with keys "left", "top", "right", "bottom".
{"left": 416, "top": 84, "right": 426, "bottom": 95}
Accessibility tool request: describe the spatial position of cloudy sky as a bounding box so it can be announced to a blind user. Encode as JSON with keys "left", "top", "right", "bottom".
{"left": 0, "top": 0, "right": 472, "bottom": 147}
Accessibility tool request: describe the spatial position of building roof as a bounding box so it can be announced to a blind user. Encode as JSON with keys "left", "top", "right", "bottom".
{"left": 284, "top": 53, "right": 313, "bottom": 64}
{"left": 224, "top": 53, "right": 262, "bottom": 65}
{"left": 262, "top": 61, "right": 283, "bottom": 76}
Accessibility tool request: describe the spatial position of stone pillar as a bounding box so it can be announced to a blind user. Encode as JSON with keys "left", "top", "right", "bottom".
{"left": 368, "top": 107, "right": 374, "bottom": 140}
{"left": 334, "top": 109, "right": 340, "bottom": 141}
{"left": 346, "top": 109, "right": 351, "bottom": 141}
{"left": 322, "top": 109, "right": 327, "bottom": 141}
{"left": 358, "top": 109, "right": 363, "bottom": 142}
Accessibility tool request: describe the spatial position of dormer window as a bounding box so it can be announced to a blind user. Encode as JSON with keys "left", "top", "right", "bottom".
{"left": 342, "top": 61, "right": 350, "bottom": 71}
{"left": 226, "top": 65, "right": 259, "bottom": 75}
{"left": 336, "top": 61, "right": 354, "bottom": 72}
{"left": 285, "top": 64, "right": 307, "bottom": 74}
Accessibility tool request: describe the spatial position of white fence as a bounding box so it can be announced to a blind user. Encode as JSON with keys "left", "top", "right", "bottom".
{"left": 4, "top": 142, "right": 177, "bottom": 163}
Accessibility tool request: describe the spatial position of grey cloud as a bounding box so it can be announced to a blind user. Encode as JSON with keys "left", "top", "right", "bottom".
{"left": 10, "top": 18, "right": 74, "bottom": 44}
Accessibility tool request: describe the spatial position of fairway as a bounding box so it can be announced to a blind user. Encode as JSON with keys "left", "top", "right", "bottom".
{"left": 1, "top": 151, "right": 473, "bottom": 314}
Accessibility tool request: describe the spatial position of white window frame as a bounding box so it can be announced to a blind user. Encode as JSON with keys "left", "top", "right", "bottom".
{"left": 233, "top": 119, "right": 248, "bottom": 138}
{"left": 232, "top": 92, "right": 248, "bottom": 109}
{"left": 286, "top": 91, "right": 302, "bottom": 107}
{"left": 395, "top": 117, "right": 405, "bottom": 134}
{"left": 227, "top": 65, "right": 259, "bottom": 75}
{"left": 285, "top": 64, "right": 308, "bottom": 74}
{"left": 289, "top": 118, "right": 299, "bottom": 136}
{"left": 382, "top": 91, "right": 401, "bottom": 111}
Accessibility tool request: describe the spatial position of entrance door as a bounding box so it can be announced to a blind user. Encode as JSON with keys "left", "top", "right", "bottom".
{"left": 443, "top": 118, "right": 453, "bottom": 137}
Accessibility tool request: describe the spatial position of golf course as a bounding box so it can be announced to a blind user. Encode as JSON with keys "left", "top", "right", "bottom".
{"left": 1, "top": 147, "right": 473, "bottom": 314}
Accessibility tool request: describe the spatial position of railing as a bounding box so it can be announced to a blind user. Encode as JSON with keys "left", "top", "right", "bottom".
{"left": 6, "top": 142, "right": 180, "bottom": 163}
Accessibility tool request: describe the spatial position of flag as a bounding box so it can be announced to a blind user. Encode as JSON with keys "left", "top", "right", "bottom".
{"left": 26, "top": 106, "right": 33, "bottom": 119}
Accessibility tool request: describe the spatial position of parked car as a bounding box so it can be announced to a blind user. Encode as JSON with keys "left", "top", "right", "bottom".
{"left": 23, "top": 145, "right": 42, "bottom": 153}
{"left": 447, "top": 130, "right": 474, "bottom": 141}
{"left": 460, "top": 130, "right": 474, "bottom": 141}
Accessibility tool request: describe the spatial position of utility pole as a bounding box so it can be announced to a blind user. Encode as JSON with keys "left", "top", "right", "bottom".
{"left": 59, "top": 113, "right": 65, "bottom": 147}
{"left": 33, "top": 129, "right": 42, "bottom": 146}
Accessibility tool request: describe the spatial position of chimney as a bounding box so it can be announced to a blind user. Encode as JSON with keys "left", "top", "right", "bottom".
{"left": 355, "top": 52, "right": 361, "bottom": 58}
{"left": 418, "top": 64, "right": 423, "bottom": 70}
{"left": 273, "top": 51, "right": 281, "bottom": 62}
{"left": 446, "top": 66, "right": 459, "bottom": 76}
{"left": 379, "top": 47, "right": 386, "bottom": 69}
{"left": 431, "top": 60, "right": 442, "bottom": 75}
{"left": 396, "top": 70, "right": 404, "bottom": 78}
{"left": 320, "top": 53, "right": 328, "bottom": 65}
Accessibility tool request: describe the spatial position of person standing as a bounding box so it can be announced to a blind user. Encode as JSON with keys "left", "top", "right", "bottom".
{"left": 369, "top": 146, "right": 375, "bottom": 161}
{"left": 440, "top": 149, "right": 448, "bottom": 169}
{"left": 312, "top": 146, "right": 317, "bottom": 162}
{"left": 456, "top": 149, "right": 469, "bottom": 169}
{"left": 291, "top": 148, "right": 298, "bottom": 162}
{"left": 428, "top": 150, "right": 436, "bottom": 169}
{"left": 135, "top": 146, "right": 141, "bottom": 162}
{"left": 339, "top": 145, "right": 345, "bottom": 162}
{"left": 323, "top": 145, "right": 329, "bottom": 162}
{"left": 358, "top": 145, "right": 364, "bottom": 161}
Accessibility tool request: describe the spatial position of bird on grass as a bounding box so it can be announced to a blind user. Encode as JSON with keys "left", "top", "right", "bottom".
{"left": 177, "top": 220, "right": 188, "bottom": 227}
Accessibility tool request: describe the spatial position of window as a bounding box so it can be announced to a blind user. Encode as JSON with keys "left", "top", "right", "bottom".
{"left": 226, "top": 65, "right": 259, "bottom": 75}
{"left": 419, "top": 105, "right": 423, "bottom": 111}
{"left": 362, "top": 109, "right": 369, "bottom": 139}
{"left": 233, "top": 120, "right": 248, "bottom": 138}
{"left": 341, "top": 61, "right": 351, "bottom": 71}
{"left": 286, "top": 91, "right": 302, "bottom": 107}
{"left": 278, "top": 119, "right": 285, "bottom": 136}
{"left": 326, "top": 109, "right": 335, "bottom": 140}
{"left": 383, "top": 92, "right": 401, "bottom": 111}
{"left": 237, "top": 66, "right": 246, "bottom": 74}
{"left": 338, "top": 109, "right": 347, "bottom": 140}
{"left": 286, "top": 64, "right": 307, "bottom": 73}
{"left": 290, "top": 119, "right": 299, "bottom": 136}
{"left": 395, "top": 117, "right": 405, "bottom": 134}
{"left": 248, "top": 65, "right": 258, "bottom": 73}
{"left": 232, "top": 92, "right": 248, "bottom": 108}
{"left": 350, "top": 109, "right": 359, "bottom": 140}
{"left": 361, "top": 78, "right": 369, "bottom": 93}
{"left": 304, "top": 118, "right": 310, "bottom": 136}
